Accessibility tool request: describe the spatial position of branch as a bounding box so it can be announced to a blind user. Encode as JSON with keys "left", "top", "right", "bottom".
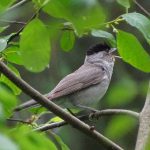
{"left": 0, "top": 19, "right": 26, "bottom": 25}
{"left": 34, "top": 109, "right": 139, "bottom": 132}
{"left": 0, "top": 61, "right": 123, "bottom": 150}
{"left": 133, "top": 0, "right": 150, "bottom": 17}
{"left": 7, "top": 0, "right": 30, "bottom": 11}
{"left": 8, "top": 9, "right": 39, "bottom": 42}
{"left": 91, "top": 109, "right": 139, "bottom": 119}
{"left": 135, "top": 81, "right": 150, "bottom": 150}
{"left": 7, "top": 118, "right": 30, "bottom": 124}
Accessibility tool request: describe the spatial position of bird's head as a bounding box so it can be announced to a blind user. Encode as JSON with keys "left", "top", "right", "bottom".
{"left": 85, "top": 43, "right": 116, "bottom": 63}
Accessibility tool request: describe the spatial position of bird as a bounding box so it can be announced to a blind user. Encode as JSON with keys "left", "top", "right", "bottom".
{"left": 14, "top": 43, "right": 116, "bottom": 112}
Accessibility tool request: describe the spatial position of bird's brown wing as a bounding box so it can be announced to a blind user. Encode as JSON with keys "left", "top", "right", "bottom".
{"left": 14, "top": 64, "right": 105, "bottom": 111}
{"left": 48, "top": 64, "right": 105, "bottom": 99}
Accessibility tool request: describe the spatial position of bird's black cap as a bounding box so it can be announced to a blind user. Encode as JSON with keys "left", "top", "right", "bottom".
{"left": 86, "top": 43, "right": 110, "bottom": 55}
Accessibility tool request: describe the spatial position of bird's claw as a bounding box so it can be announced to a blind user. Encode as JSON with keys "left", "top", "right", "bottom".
{"left": 89, "top": 111, "right": 100, "bottom": 121}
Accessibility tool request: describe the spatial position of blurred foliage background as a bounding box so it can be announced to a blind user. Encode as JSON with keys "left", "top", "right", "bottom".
{"left": 0, "top": 0, "right": 150, "bottom": 150}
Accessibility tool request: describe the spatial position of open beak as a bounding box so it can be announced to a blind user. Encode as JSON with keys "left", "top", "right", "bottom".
{"left": 109, "top": 48, "right": 117, "bottom": 54}
{"left": 108, "top": 48, "right": 122, "bottom": 60}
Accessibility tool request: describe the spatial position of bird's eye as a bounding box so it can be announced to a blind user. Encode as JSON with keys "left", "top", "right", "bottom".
{"left": 101, "top": 66, "right": 105, "bottom": 71}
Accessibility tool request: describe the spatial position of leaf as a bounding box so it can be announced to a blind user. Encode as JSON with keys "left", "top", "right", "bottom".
{"left": 91, "top": 29, "right": 116, "bottom": 47}
{"left": 29, "top": 106, "right": 47, "bottom": 115}
{"left": 60, "top": 30, "right": 75, "bottom": 51}
{"left": 50, "top": 116, "right": 63, "bottom": 123}
{"left": 117, "top": 30, "right": 150, "bottom": 72}
{"left": 117, "top": 0, "right": 130, "bottom": 9}
{"left": 43, "top": 0, "right": 106, "bottom": 35}
{"left": 0, "top": 38, "right": 7, "bottom": 52}
{"left": 4, "top": 45, "right": 23, "bottom": 65}
{"left": 0, "top": 0, "right": 15, "bottom": 13}
{"left": 10, "top": 126, "right": 57, "bottom": 150}
{"left": 32, "top": 0, "right": 50, "bottom": 7}
{"left": 0, "top": 64, "right": 22, "bottom": 95}
{"left": 0, "top": 83, "right": 18, "bottom": 118}
{"left": 0, "top": 34, "right": 17, "bottom": 52}
{"left": 0, "top": 103, "right": 5, "bottom": 124}
{"left": 20, "top": 18, "right": 51, "bottom": 72}
{"left": 122, "top": 12, "right": 150, "bottom": 44}
{"left": 0, "top": 26, "right": 9, "bottom": 33}
{"left": 53, "top": 133, "right": 70, "bottom": 150}
{"left": 105, "top": 116, "right": 136, "bottom": 140}
{"left": 0, "top": 134, "right": 18, "bottom": 150}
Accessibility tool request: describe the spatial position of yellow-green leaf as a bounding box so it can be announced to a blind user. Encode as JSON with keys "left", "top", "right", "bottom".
{"left": 117, "top": 30, "right": 150, "bottom": 72}
{"left": 60, "top": 30, "right": 75, "bottom": 52}
{"left": 20, "top": 18, "right": 51, "bottom": 72}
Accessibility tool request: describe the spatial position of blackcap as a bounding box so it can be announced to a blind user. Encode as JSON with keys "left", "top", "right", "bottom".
{"left": 15, "top": 43, "right": 115, "bottom": 112}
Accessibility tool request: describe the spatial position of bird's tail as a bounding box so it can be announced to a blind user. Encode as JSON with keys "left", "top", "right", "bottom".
{"left": 14, "top": 93, "right": 52, "bottom": 112}
{"left": 14, "top": 100, "right": 39, "bottom": 112}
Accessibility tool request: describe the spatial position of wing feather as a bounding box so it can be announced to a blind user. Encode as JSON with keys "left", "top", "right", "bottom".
{"left": 48, "top": 64, "right": 104, "bottom": 99}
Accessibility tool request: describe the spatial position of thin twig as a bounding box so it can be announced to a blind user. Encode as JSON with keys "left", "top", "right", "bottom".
{"left": 6, "top": 2, "right": 42, "bottom": 43}
{"left": 34, "top": 115, "right": 88, "bottom": 132}
{"left": 133, "top": 0, "right": 150, "bottom": 17}
{"left": 7, "top": 0, "right": 30, "bottom": 11}
{"left": 8, "top": 8, "right": 40, "bottom": 43}
{"left": 92, "top": 109, "right": 139, "bottom": 119}
{"left": 0, "top": 61, "right": 123, "bottom": 150}
{"left": 34, "top": 109, "right": 139, "bottom": 132}
{"left": 7, "top": 118, "right": 30, "bottom": 124}
{"left": 0, "top": 19, "right": 26, "bottom": 25}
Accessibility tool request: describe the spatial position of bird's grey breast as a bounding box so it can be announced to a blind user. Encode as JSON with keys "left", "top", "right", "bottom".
{"left": 68, "top": 70, "right": 110, "bottom": 108}
{"left": 69, "top": 60, "right": 114, "bottom": 108}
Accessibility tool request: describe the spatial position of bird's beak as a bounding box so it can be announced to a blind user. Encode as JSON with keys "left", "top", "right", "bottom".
{"left": 109, "top": 48, "right": 117, "bottom": 54}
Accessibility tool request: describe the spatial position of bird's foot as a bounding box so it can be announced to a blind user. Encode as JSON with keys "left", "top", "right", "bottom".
{"left": 89, "top": 111, "right": 100, "bottom": 121}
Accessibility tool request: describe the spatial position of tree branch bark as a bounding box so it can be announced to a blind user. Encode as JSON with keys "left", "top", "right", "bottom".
{"left": 135, "top": 81, "right": 150, "bottom": 150}
{"left": 0, "top": 61, "right": 123, "bottom": 150}
{"left": 34, "top": 109, "right": 139, "bottom": 132}
{"left": 8, "top": 0, "right": 30, "bottom": 11}
{"left": 133, "top": 0, "right": 150, "bottom": 17}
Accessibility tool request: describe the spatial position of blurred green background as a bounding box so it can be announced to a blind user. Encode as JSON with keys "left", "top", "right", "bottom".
{"left": 0, "top": 0, "right": 150, "bottom": 150}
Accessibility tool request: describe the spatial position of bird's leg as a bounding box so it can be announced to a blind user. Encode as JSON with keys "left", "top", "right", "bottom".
{"left": 76, "top": 104, "right": 100, "bottom": 121}
{"left": 76, "top": 104, "right": 98, "bottom": 113}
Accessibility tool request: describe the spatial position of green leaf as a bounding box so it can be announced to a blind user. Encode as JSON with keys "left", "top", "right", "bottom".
{"left": 0, "top": 134, "right": 18, "bottom": 150}
{"left": 60, "top": 30, "right": 75, "bottom": 51}
{"left": 0, "top": 103, "right": 5, "bottom": 124}
{"left": 43, "top": 0, "right": 106, "bottom": 35}
{"left": 10, "top": 126, "right": 57, "bottom": 150}
{"left": 20, "top": 18, "right": 51, "bottom": 72}
{"left": 0, "top": 64, "right": 22, "bottom": 95}
{"left": 29, "top": 106, "right": 47, "bottom": 114}
{"left": 0, "top": 38, "right": 7, "bottom": 52}
{"left": 122, "top": 12, "right": 150, "bottom": 44}
{"left": 4, "top": 45, "right": 23, "bottom": 65}
{"left": 0, "top": 34, "right": 17, "bottom": 52}
{"left": 53, "top": 133, "right": 70, "bottom": 150}
{"left": 106, "top": 77, "right": 137, "bottom": 107}
{"left": 117, "top": 0, "right": 130, "bottom": 9}
{"left": 105, "top": 116, "right": 136, "bottom": 140}
{"left": 50, "top": 116, "right": 63, "bottom": 123}
{"left": 91, "top": 29, "right": 116, "bottom": 47}
{"left": 0, "top": 26, "right": 8, "bottom": 33}
{"left": 0, "top": 0, "right": 15, "bottom": 13}
{"left": 0, "top": 83, "right": 18, "bottom": 118}
{"left": 32, "top": 0, "right": 50, "bottom": 7}
{"left": 117, "top": 30, "right": 150, "bottom": 72}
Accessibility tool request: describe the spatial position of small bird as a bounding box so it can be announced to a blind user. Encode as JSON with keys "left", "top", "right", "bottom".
{"left": 15, "top": 43, "right": 116, "bottom": 112}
